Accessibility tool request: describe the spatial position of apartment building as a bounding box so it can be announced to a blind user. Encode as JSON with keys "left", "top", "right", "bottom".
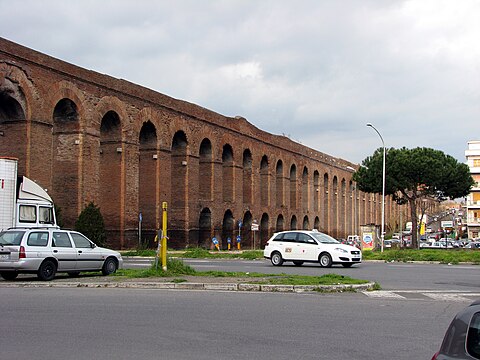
{"left": 466, "top": 141, "right": 480, "bottom": 239}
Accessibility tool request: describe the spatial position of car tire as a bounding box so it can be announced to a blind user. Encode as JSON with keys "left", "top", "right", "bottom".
{"left": 319, "top": 253, "right": 332, "bottom": 268}
{"left": 270, "top": 252, "right": 284, "bottom": 266}
{"left": 341, "top": 263, "right": 353, "bottom": 268}
{"left": 293, "top": 261, "right": 304, "bottom": 266}
{"left": 37, "top": 260, "right": 57, "bottom": 281}
{"left": 0, "top": 271, "right": 18, "bottom": 280}
{"left": 102, "top": 257, "right": 118, "bottom": 275}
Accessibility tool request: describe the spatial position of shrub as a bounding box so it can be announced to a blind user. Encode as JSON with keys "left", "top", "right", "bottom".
{"left": 75, "top": 202, "right": 107, "bottom": 247}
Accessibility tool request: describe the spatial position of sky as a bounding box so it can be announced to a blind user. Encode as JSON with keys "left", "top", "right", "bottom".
{"left": 1, "top": 0, "right": 479, "bottom": 164}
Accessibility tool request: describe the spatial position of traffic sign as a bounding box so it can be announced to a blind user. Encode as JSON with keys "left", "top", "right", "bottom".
{"left": 441, "top": 220, "right": 453, "bottom": 228}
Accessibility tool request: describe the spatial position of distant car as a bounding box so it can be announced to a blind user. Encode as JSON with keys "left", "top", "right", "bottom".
{"left": 432, "top": 299, "right": 480, "bottom": 359}
{"left": 263, "top": 230, "right": 362, "bottom": 268}
{"left": 465, "top": 242, "right": 480, "bottom": 249}
{"left": 0, "top": 228, "right": 123, "bottom": 281}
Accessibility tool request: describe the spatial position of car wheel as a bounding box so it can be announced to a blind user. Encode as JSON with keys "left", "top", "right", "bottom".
{"left": 37, "top": 260, "right": 57, "bottom": 281}
{"left": 293, "top": 261, "right": 304, "bottom": 266}
{"left": 270, "top": 252, "right": 284, "bottom": 266}
{"left": 342, "top": 263, "right": 353, "bottom": 268}
{"left": 319, "top": 253, "right": 332, "bottom": 268}
{"left": 0, "top": 271, "right": 18, "bottom": 280}
{"left": 102, "top": 257, "right": 118, "bottom": 275}
{"left": 67, "top": 271, "right": 81, "bottom": 277}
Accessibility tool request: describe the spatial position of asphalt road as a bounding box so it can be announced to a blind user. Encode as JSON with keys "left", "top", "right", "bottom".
{"left": 0, "top": 286, "right": 467, "bottom": 360}
{"left": 125, "top": 257, "right": 480, "bottom": 292}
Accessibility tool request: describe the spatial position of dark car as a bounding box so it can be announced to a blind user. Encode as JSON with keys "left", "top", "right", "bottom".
{"left": 432, "top": 300, "right": 480, "bottom": 359}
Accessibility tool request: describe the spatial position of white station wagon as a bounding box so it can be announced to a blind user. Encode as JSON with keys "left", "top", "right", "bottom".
{"left": 0, "top": 228, "right": 123, "bottom": 281}
{"left": 264, "top": 230, "right": 362, "bottom": 268}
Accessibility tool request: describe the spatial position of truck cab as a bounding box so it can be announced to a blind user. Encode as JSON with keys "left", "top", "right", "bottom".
{"left": 15, "top": 176, "right": 56, "bottom": 228}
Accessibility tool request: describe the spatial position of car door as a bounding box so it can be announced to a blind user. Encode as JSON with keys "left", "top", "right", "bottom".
{"left": 296, "top": 233, "right": 319, "bottom": 261}
{"left": 280, "top": 232, "right": 298, "bottom": 260}
{"left": 70, "top": 232, "right": 104, "bottom": 270}
{"left": 51, "top": 231, "right": 77, "bottom": 271}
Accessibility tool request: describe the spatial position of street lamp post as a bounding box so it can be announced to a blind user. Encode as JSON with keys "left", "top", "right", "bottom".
{"left": 366, "top": 123, "right": 386, "bottom": 253}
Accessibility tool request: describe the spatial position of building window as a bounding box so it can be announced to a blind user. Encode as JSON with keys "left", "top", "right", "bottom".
{"left": 474, "top": 159, "right": 480, "bottom": 167}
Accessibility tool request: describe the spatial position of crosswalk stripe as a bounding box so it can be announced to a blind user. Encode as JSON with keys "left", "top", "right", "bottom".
{"left": 362, "top": 291, "right": 406, "bottom": 299}
{"left": 423, "top": 293, "right": 472, "bottom": 302}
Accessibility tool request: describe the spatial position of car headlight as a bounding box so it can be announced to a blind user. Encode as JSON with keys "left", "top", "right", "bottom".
{"left": 334, "top": 248, "right": 348, "bottom": 253}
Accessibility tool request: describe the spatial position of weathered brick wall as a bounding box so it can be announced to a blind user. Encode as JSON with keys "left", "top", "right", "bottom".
{"left": 0, "top": 37, "right": 400, "bottom": 249}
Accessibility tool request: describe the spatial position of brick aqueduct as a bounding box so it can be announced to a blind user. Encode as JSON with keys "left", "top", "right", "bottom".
{"left": 0, "top": 38, "right": 400, "bottom": 249}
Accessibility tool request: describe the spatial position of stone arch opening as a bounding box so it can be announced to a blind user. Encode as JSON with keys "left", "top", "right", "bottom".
{"left": 242, "top": 149, "right": 253, "bottom": 204}
{"left": 100, "top": 110, "right": 122, "bottom": 240}
{"left": 323, "top": 173, "right": 329, "bottom": 233}
{"left": 340, "top": 178, "right": 347, "bottom": 238}
{"left": 171, "top": 130, "right": 188, "bottom": 247}
{"left": 198, "top": 208, "right": 212, "bottom": 248}
{"left": 314, "top": 216, "right": 320, "bottom": 231}
{"left": 313, "top": 170, "right": 320, "bottom": 212}
{"left": 289, "top": 164, "right": 297, "bottom": 209}
{"left": 302, "top": 166, "right": 309, "bottom": 211}
{"left": 52, "top": 98, "right": 80, "bottom": 228}
{"left": 290, "top": 215, "right": 297, "bottom": 230}
{"left": 260, "top": 155, "right": 269, "bottom": 207}
{"left": 349, "top": 180, "right": 355, "bottom": 236}
{"left": 303, "top": 215, "right": 310, "bottom": 230}
{"left": 260, "top": 213, "right": 269, "bottom": 247}
{"left": 275, "top": 160, "right": 284, "bottom": 207}
{"left": 139, "top": 121, "right": 157, "bottom": 245}
{"left": 332, "top": 176, "right": 338, "bottom": 237}
{"left": 199, "top": 138, "right": 213, "bottom": 201}
{"left": 0, "top": 91, "right": 25, "bottom": 121}
{"left": 0, "top": 87, "right": 27, "bottom": 174}
{"left": 242, "top": 211, "right": 253, "bottom": 248}
{"left": 222, "top": 144, "right": 234, "bottom": 203}
{"left": 276, "top": 214, "right": 284, "bottom": 232}
{"left": 222, "top": 209, "right": 234, "bottom": 249}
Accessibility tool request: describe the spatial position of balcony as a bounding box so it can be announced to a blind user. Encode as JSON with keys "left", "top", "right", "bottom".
{"left": 467, "top": 200, "right": 480, "bottom": 208}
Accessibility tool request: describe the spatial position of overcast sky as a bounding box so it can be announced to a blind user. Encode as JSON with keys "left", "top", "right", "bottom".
{"left": 1, "top": 0, "right": 478, "bottom": 164}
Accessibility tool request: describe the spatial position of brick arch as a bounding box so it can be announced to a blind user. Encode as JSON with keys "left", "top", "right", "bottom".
{"left": 96, "top": 100, "right": 127, "bottom": 246}
{"left": 242, "top": 148, "right": 253, "bottom": 205}
{"left": 275, "top": 159, "right": 284, "bottom": 207}
{"left": 96, "top": 96, "right": 130, "bottom": 138}
{"left": 302, "top": 166, "right": 309, "bottom": 211}
{"left": 289, "top": 163, "right": 297, "bottom": 209}
{"left": 260, "top": 155, "right": 269, "bottom": 207}
{"left": 0, "top": 62, "right": 38, "bottom": 120}
{"left": 48, "top": 82, "right": 89, "bottom": 227}
{"left": 222, "top": 143, "right": 234, "bottom": 203}
{"left": 0, "top": 63, "right": 44, "bottom": 179}
{"left": 198, "top": 137, "right": 214, "bottom": 202}
{"left": 170, "top": 130, "right": 189, "bottom": 247}
{"left": 49, "top": 81, "right": 87, "bottom": 128}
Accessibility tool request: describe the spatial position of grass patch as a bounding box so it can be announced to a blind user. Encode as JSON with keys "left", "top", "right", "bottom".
{"left": 254, "top": 273, "right": 369, "bottom": 286}
{"left": 114, "top": 258, "right": 370, "bottom": 287}
{"left": 362, "top": 249, "right": 480, "bottom": 264}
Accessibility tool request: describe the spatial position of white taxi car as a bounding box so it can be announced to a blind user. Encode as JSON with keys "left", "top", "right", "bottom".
{"left": 263, "top": 230, "right": 362, "bottom": 268}
{"left": 0, "top": 228, "right": 123, "bottom": 281}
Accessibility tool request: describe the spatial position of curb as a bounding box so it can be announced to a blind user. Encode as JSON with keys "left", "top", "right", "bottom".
{"left": 0, "top": 281, "right": 376, "bottom": 293}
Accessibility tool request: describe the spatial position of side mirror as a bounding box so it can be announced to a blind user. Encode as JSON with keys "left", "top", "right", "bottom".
{"left": 90, "top": 242, "right": 96, "bottom": 249}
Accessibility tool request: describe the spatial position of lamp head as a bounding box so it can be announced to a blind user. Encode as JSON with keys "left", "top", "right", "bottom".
{"left": 366, "top": 123, "right": 373, "bottom": 127}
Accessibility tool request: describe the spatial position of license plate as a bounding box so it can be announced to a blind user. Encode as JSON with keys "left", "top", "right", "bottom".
{"left": 0, "top": 254, "right": 10, "bottom": 260}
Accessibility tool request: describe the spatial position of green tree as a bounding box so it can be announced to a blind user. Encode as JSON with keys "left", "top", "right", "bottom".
{"left": 75, "top": 202, "right": 107, "bottom": 247}
{"left": 353, "top": 147, "right": 474, "bottom": 248}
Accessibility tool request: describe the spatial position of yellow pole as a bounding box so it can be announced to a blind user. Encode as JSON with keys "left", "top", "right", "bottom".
{"left": 162, "top": 202, "right": 168, "bottom": 271}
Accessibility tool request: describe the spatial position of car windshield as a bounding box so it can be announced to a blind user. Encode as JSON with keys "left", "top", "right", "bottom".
{"left": 0, "top": 231, "right": 26, "bottom": 246}
{"left": 311, "top": 232, "right": 340, "bottom": 244}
